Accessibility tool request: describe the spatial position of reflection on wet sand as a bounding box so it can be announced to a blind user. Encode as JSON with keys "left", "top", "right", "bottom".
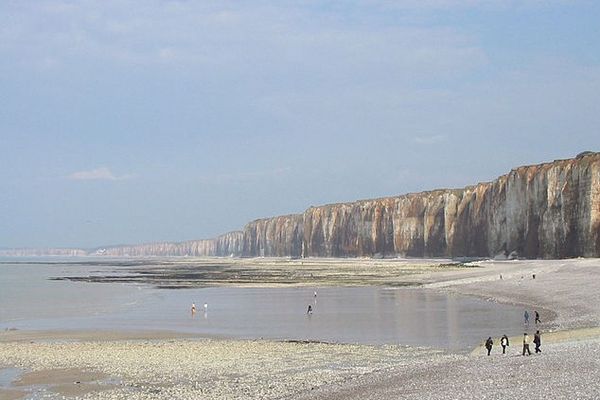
{"left": 0, "top": 259, "right": 523, "bottom": 350}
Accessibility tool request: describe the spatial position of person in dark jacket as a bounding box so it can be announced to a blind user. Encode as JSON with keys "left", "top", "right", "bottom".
{"left": 485, "top": 337, "right": 494, "bottom": 356}
{"left": 534, "top": 330, "right": 542, "bottom": 353}
{"left": 535, "top": 311, "right": 541, "bottom": 324}
{"left": 500, "top": 334, "right": 510, "bottom": 354}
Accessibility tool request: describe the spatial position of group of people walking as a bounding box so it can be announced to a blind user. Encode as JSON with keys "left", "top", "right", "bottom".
{"left": 485, "top": 309, "right": 543, "bottom": 356}
{"left": 485, "top": 331, "right": 542, "bottom": 356}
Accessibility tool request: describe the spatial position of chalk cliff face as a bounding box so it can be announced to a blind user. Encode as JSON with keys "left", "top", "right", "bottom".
{"left": 97, "top": 231, "right": 244, "bottom": 257}
{"left": 4, "top": 153, "right": 599, "bottom": 259}
{"left": 0, "top": 248, "right": 87, "bottom": 257}
{"left": 241, "top": 215, "right": 304, "bottom": 258}
{"left": 241, "top": 152, "right": 600, "bottom": 259}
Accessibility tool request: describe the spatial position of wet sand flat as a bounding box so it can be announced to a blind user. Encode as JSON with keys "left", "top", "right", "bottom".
{"left": 10, "top": 367, "right": 117, "bottom": 398}
{"left": 13, "top": 367, "right": 108, "bottom": 386}
{"left": 0, "top": 389, "right": 26, "bottom": 400}
{"left": 49, "top": 382, "right": 117, "bottom": 397}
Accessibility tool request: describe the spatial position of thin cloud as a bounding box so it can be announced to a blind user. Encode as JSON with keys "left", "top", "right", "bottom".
{"left": 0, "top": 2, "right": 487, "bottom": 76}
{"left": 67, "top": 167, "right": 134, "bottom": 181}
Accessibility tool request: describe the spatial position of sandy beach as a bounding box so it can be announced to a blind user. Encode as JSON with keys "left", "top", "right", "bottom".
{"left": 1, "top": 258, "right": 600, "bottom": 399}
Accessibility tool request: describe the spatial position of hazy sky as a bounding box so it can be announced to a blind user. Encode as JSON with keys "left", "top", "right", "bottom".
{"left": 1, "top": 1, "right": 599, "bottom": 248}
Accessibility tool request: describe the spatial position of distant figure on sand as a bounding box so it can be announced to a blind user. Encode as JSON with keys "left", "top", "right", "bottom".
{"left": 500, "top": 334, "right": 509, "bottom": 354}
{"left": 522, "top": 333, "right": 531, "bottom": 356}
{"left": 204, "top": 303, "right": 208, "bottom": 312}
{"left": 524, "top": 310, "right": 530, "bottom": 324}
{"left": 314, "top": 291, "right": 317, "bottom": 298}
{"left": 485, "top": 337, "right": 494, "bottom": 356}
{"left": 191, "top": 303, "right": 196, "bottom": 315}
{"left": 307, "top": 305, "right": 313, "bottom": 314}
{"left": 534, "top": 330, "right": 542, "bottom": 353}
{"left": 535, "top": 310, "right": 541, "bottom": 324}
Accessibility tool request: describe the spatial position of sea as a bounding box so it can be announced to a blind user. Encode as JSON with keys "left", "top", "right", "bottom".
{"left": 0, "top": 257, "right": 527, "bottom": 351}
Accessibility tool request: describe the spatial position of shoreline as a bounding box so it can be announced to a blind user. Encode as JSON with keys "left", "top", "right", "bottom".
{"left": 2, "top": 257, "right": 600, "bottom": 399}
{"left": 0, "top": 329, "right": 202, "bottom": 343}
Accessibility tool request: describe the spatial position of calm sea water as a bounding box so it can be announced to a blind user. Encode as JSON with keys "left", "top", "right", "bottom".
{"left": 0, "top": 258, "right": 526, "bottom": 350}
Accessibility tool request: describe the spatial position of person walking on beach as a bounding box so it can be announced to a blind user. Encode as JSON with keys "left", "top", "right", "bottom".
{"left": 524, "top": 310, "right": 530, "bottom": 324}
{"left": 191, "top": 303, "right": 196, "bottom": 315}
{"left": 534, "top": 330, "right": 542, "bottom": 353}
{"left": 485, "top": 337, "right": 494, "bottom": 356}
{"left": 307, "top": 305, "right": 313, "bottom": 314}
{"left": 522, "top": 333, "right": 531, "bottom": 356}
{"left": 535, "top": 311, "right": 541, "bottom": 324}
{"left": 500, "top": 334, "right": 509, "bottom": 354}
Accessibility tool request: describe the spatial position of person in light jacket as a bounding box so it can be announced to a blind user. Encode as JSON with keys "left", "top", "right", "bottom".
{"left": 522, "top": 333, "right": 531, "bottom": 356}
{"left": 500, "top": 334, "right": 509, "bottom": 354}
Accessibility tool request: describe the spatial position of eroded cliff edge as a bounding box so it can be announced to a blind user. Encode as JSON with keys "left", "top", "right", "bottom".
{"left": 235, "top": 152, "right": 598, "bottom": 259}
{"left": 4, "top": 153, "right": 599, "bottom": 259}
{"left": 304, "top": 153, "right": 599, "bottom": 258}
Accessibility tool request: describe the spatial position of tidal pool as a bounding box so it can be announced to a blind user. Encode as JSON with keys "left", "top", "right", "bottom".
{"left": 0, "top": 259, "right": 526, "bottom": 350}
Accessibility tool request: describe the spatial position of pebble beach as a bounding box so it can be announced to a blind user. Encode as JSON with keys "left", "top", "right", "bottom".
{"left": 0, "top": 336, "right": 447, "bottom": 399}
